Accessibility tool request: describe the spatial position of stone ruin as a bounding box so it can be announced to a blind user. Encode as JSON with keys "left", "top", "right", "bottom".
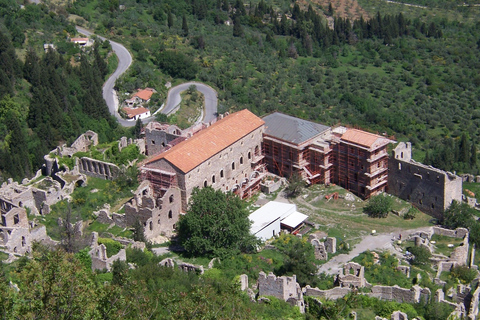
{"left": 118, "top": 136, "right": 146, "bottom": 155}
{"left": 375, "top": 310, "right": 408, "bottom": 320}
{"left": 309, "top": 234, "right": 336, "bottom": 260}
{"left": 159, "top": 258, "right": 175, "bottom": 268}
{"left": 177, "top": 262, "right": 204, "bottom": 274}
{"left": 258, "top": 271, "right": 305, "bottom": 313}
{"left": 54, "top": 130, "right": 98, "bottom": 158}
{"left": 336, "top": 262, "right": 368, "bottom": 288}
{"left": 0, "top": 206, "right": 57, "bottom": 257}
{"left": 125, "top": 181, "right": 182, "bottom": 240}
{"left": 93, "top": 205, "right": 126, "bottom": 229}
{"left": 77, "top": 157, "right": 121, "bottom": 180}
{"left": 88, "top": 232, "right": 126, "bottom": 271}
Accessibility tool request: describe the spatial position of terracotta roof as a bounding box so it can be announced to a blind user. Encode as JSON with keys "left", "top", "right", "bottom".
{"left": 123, "top": 107, "right": 150, "bottom": 118}
{"left": 133, "top": 88, "right": 155, "bottom": 101}
{"left": 71, "top": 38, "right": 88, "bottom": 42}
{"left": 340, "top": 129, "right": 385, "bottom": 148}
{"left": 146, "top": 109, "right": 264, "bottom": 173}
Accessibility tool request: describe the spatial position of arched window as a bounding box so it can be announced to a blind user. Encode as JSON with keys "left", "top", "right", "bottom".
{"left": 212, "top": 175, "right": 216, "bottom": 183}
{"left": 204, "top": 180, "right": 208, "bottom": 187}
{"left": 232, "top": 162, "right": 235, "bottom": 170}
{"left": 168, "top": 210, "right": 173, "bottom": 219}
{"left": 240, "top": 157, "right": 243, "bottom": 165}
{"left": 220, "top": 170, "right": 224, "bottom": 178}
{"left": 255, "top": 146, "right": 260, "bottom": 156}
{"left": 169, "top": 194, "right": 174, "bottom": 203}
{"left": 248, "top": 151, "right": 251, "bottom": 159}
{"left": 149, "top": 221, "right": 153, "bottom": 231}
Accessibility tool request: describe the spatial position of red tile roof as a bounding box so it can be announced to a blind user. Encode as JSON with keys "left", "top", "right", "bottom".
{"left": 146, "top": 109, "right": 264, "bottom": 173}
{"left": 70, "top": 38, "right": 89, "bottom": 42}
{"left": 133, "top": 88, "right": 155, "bottom": 101}
{"left": 123, "top": 107, "right": 150, "bottom": 118}
{"left": 340, "top": 129, "right": 385, "bottom": 148}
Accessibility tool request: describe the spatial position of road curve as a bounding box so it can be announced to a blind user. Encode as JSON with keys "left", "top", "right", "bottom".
{"left": 163, "top": 82, "right": 218, "bottom": 123}
{"left": 76, "top": 26, "right": 134, "bottom": 127}
{"left": 76, "top": 26, "right": 217, "bottom": 127}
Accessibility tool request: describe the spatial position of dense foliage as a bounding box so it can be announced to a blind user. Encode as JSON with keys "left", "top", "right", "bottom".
{"left": 177, "top": 187, "right": 258, "bottom": 257}
{"left": 64, "top": 0, "right": 480, "bottom": 175}
{"left": 363, "top": 194, "right": 393, "bottom": 218}
{"left": 443, "top": 200, "right": 480, "bottom": 247}
{"left": 0, "top": 4, "right": 124, "bottom": 181}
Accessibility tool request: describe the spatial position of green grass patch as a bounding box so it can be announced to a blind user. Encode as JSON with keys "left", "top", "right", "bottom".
{"left": 430, "top": 234, "right": 464, "bottom": 257}
{"left": 167, "top": 90, "right": 204, "bottom": 129}
{"left": 98, "top": 238, "right": 123, "bottom": 257}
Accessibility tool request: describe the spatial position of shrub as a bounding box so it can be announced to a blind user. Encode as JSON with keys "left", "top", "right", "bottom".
{"left": 404, "top": 207, "right": 418, "bottom": 220}
{"left": 98, "top": 238, "right": 123, "bottom": 257}
{"left": 450, "top": 265, "right": 477, "bottom": 284}
{"left": 363, "top": 194, "right": 393, "bottom": 218}
{"left": 407, "top": 246, "right": 431, "bottom": 266}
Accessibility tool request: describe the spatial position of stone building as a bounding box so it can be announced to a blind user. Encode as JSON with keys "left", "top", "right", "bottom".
{"left": 125, "top": 180, "right": 182, "bottom": 239}
{"left": 388, "top": 142, "right": 462, "bottom": 219}
{"left": 142, "top": 109, "right": 266, "bottom": 212}
{"left": 145, "top": 122, "right": 185, "bottom": 156}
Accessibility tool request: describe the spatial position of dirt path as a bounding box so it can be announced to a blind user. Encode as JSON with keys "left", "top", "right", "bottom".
{"left": 318, "top": 226, "right": 433, "bottom": 275}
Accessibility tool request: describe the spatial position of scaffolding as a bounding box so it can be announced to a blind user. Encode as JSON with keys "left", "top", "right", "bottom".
{"left": 141, "top": 167, "right": 176, "bottom": 198}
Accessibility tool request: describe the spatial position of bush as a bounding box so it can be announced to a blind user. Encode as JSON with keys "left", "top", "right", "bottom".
{"left": 98, "top": 238, "right": 123, "bottom": 257}
{"left": 404, "top": 207, "right": 418, "bottom": 220}
{"left": 407, "top": 246, "right": 431, "bottom": 266}
{"left": 450, "top": 265, "right": 477, "bottom": 284}
{"left": 363, "top": 194, "right": 393, "bottom": 218}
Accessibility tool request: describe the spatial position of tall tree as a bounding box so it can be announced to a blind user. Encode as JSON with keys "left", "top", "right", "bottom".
{"left": 471, "top": 142, "right": 477, "bottom": 168}
{"left": 233, "top": 15, "right": 244, "bottom": 37}
{"left": 167, "top": 11, "right": 173, "bottom": 28}
{"left": 182, "top": 14, "right": 189, "bottom": 36}
{"left": 177, "top": 187, "right": 257, "bottom": 257}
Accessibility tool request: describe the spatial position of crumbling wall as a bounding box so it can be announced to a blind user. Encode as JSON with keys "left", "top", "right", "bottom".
{"left": 468, "top": 286, "right": 480, "bottom": 320}
{"left": 258, "top": 271, "right": 304, "bottom": 313}
{"left": 388, "top": 142, "right": 462, "bottom": 219}
{"left": 78, "top": 157, "right": 120, "bottom": 180}
{"left": 368, "top": 285, "right": 430, "bottom": 304}
{"left": 337, "top": 262, "right": 366, "bottom": 288}
{"left": 89, "top": 232, "right": 126, "bottom": 271}
{"left": 433, "top": 227, "right": 469, "bottom": 238}
{"left": 304, "top": 286, "right": 352, "bottom": 300}
{"left": 145, "top": 122, "right": 184, "bottom": 156}
{"left": 125, "top": 182, "right": 182, "bottom": 239}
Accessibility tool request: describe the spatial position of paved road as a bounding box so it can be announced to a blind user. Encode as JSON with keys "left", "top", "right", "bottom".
{"left": 163, "top": 82, "right": 218, "bottom": 123}
{"left": 76, "top": 26, "right": 134, "bottom": 127}
{"left": 317, "top": 226, "right": 433, "bottom": 275}
{"left": 76, "top": 27, "right": 218, "bottom": 127}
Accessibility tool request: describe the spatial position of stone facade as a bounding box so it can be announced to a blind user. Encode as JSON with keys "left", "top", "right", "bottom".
{"left": 145, "top": 122, "right": 185, "bottom": 156}
{"left": 143, "top": 110, "right": 266, "bottom": 214}
{"left": 125, "top": 181, "right": 182, "bottom": 239}
{"left": 388, "top": 142, "right": 462, "bottom": 219}
{"left": 258, "top": 271, "right": 305, "bottom": 313}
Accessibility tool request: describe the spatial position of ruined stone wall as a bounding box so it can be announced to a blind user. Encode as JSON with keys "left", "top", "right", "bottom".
{"left": 0, "top": 227, "right": 31, "bottom": 255}
{"left": 468, "top": 286, "right": 480, "bottom": 320}
{"left": 89, "top": 232, "right": 126, "bottom": 271}
{"left": 258, "top": 271, "right": 301, "bottom": 301}
{"left": 125, "top": 183, "right": 182, "bottom": 239}
{"left": 304, "top": 286, "right": 352, "bottom": 300}
{"left": 388, "top": 142, "right": 462, "bottom": 219}
{"left": 433, "top": 227, "right": 469, "bottom": 238}
{"left": 2, "top": 207, "right": 28, "bottom": 228}
{"left": 145, "top": 187, "right": 182, "bottom": 238}
{"left": 145, "top": 128, "right": 183, "bottom": 156}
{"left": 368, "top": 285, "right": 430, "bottom": 304}
{"left": 78, "top": 157, "right": 120, "bottom": 180}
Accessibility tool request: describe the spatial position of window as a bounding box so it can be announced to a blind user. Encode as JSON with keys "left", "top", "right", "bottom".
{"left": 204, "top": 180, "right": 208, "bottom": 187}
{"left": 398, "top": 163, "right": 402, "bottom": 170}
{"left": 240, "top": 157, "right": 243, "bottom": 165}
{"left": 151, "top": 140, "right": 155, "bottom": 145}
{"left": 149, "top": 221, "right": 153, "bottom": 231}
{"left": 255, "top": 146, "right": 260, "bottom": 156}
{"left": 220, "top": 170, "right": 224, "bottom": 178}
{"left": 14, "top": 214, "right": 19, "bottom": 225}
{"left": 248, "top": 151, "right": 251, "bottom": 159}
{"left": 232, "top": 162, "right": 235, "bottom": 170}
{"left": 212, "top": 175, "right": 216, "bottom": 183}
{"left": 169, "top": 195, "right": 174, "bottom": 203}
{"left": 168, "top": 210, "right": 173, "bottom": 219}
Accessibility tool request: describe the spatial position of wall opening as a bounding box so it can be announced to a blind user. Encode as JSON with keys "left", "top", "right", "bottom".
{"left": 168, "top": 210, "right": 173, "bottom": 219}
{"left": 169, "top": 194, "right": 174, "bottom": 203}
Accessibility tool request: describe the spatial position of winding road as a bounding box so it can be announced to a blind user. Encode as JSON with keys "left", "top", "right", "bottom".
{"left": 76, "top": 27, "right": 217, "bottom": 127}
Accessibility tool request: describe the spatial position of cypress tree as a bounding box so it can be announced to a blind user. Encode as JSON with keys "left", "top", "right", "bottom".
{"left": 182, "top": 15, "right": 189, "bottom": 36}
{"left": 459, "top": 133, "right": 469, "bottom": 163}
{"left": 168, "top": 11, "right": 173, "bottom": 28}
{"left": 471, "top": 142, "right": 478, "bottom": 168}
{"left": 233, "top": 15, "right": 244, "bottom": 37}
